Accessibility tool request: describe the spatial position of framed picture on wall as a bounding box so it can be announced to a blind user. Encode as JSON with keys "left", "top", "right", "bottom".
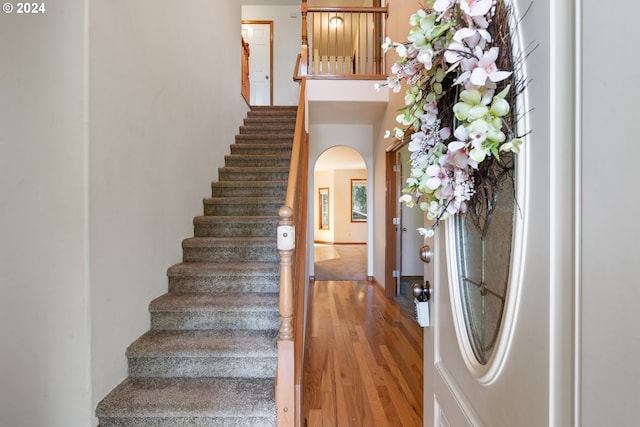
{"left": 319, "top": 187, "right": 329, "bottom": 230}
{"left": 350, "top": 179, "right": 367, "bottom": 222}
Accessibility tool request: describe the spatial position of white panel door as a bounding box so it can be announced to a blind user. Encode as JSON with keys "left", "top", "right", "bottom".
{"left": 400, "top": 144, "right": 426, "bottom": 278}
{"left": 423, "top": 1, "right": 575, "bottom": 426}
{"left": 241, "top": 23, "right": 272, "bottom": 106}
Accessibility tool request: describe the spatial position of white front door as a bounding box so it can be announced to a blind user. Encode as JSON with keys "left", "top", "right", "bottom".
{"left": 423, "top": 1, "right": 576, "bottom": 425}
{"left": 241, "top": 22, "right": 272, "bottom": 106}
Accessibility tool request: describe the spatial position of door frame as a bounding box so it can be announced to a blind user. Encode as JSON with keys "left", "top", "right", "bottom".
{"left": 384, "top": 138, "right": 405, "bottom": 298}
{"left": 241, "top": 20, "right": 274, "bottom": 106}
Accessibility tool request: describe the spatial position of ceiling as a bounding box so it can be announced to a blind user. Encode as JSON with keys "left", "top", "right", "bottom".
{"left": 315, "top": 145, "right": 366, "bottom": 171}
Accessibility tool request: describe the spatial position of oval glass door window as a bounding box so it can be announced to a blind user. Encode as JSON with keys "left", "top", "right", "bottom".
{"left": 454, "top": 160, "right": 516, "bottom": 365}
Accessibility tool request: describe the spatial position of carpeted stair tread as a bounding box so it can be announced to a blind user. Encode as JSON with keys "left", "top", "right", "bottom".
{"left": 167, "top": 262, "right": 279, "bottom": 294}
{"left": 224, "top": 154, "right": 291, "bottom": 167}
{"left": 210, "top": 181, "right": 287, "bottom": 198}
{"left": 127, "top": 329, "right": 277, "bottom": 357}
{"left": 229, "top": 143, "right": 292, "bottom": 155}
{"left": 149, "top": 292, "right": 278, "bottom": 313}
{"left": 96, "top": 377, "right": 275, "bottom": 419}
{"left": 202, "top": 197, "right": 284, "bottom": 204}
{"left": 149, "top": 293, "right": 279, "bottom": 331}
{"left": 126, "top": 329, "right": 277, "bottom": 379}
{"left": 193, "top": 216, "right": 279, "bottom": 238}
{"left": 202, "top": 198, "right": 283, "bottom": 217}
{"left": 239, "top": 125, "right": 295, "bottom": 134}
{"left": 234, "top": 134, "right": 293, "bottom": 144}
{"left": 168, "top": 261, "right": 278, "bottom": 275}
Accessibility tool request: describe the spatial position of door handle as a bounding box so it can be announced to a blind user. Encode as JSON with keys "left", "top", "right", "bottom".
{"left": 419, "top": 245, "right": 432, "bottom": 263}
{"left": 265, "top": 75, "right": 269, "bottom": 80}
{"left": 412, "top": 280, "right": 431, "bottom": 301}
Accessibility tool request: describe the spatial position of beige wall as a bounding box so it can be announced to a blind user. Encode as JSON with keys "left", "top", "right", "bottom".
{"left": 314, "top": 169, "right": 368, "bottom": 244}
{"left": 90, "top": 1, "right": 247, "bottom": 423}
{"left": 372, "top": 0, "right": 423, "bottom": 283}
{"left": 0, "top": 0, "right": 91, "bottom": 425}
{"left": 0, "top": 1, "right": 246, "bottom": 425}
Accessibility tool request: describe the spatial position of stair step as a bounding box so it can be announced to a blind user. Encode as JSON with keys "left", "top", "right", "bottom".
{"left": 243, "top": 116, "right": 297, "bottom": 126}
{"left": 239, "top": 124, "right": 295, "bottom": 134}
{"left": 167, "top": 262, "right": 279, "bottom": 294}
{"left": 224, "top": 154, "right": 291, "bottom": 167}
{"left": 235, "top": 134, "right": 293, "bottom": 144}
{"left": 229, "top": 143, "right": 292, "bottom": 155}
{"left": 218, "top": 166, "right": 289, "bottom": 182}
{"left": 182, "top": 237, "right": 278, "bottom": 263}
{"left": 95, "top": 377, "right": 276, "bottom": 426}
{"left": 247, "top": 108, "right": 297, "bottom": 118}
{"left": 149, "top": 293, "right": 279, "bottom": 331}
{"left": 127, "top": 329, "right": 277, "bottom": 378}
{"left": 203, "top": 198, "right": 283, "bottom": 217}
{"left": 194, "top": 216, "right": 279, "bottom": 237}
{"left": 210, "top": 181, "right": 287, "bottom": 198}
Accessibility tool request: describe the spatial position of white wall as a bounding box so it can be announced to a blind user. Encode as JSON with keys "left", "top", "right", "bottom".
{"left": 90, "top": 0, "right": 247, "bottom": 422}
{"left": 242, "top": 5, "right": 301, "bottom": 105}
{"left": 0, "top": 0, "right": 92, "bottom": 425}
{"left": 1, "top": 1, "right": 246, "bottom": 425}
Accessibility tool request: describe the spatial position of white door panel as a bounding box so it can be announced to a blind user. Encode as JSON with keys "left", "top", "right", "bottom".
{"left": 423, "top": 0, "right": 575, "bottom": 426}
{"left": 241, "top": 23, "right": 272, "bottom": 106}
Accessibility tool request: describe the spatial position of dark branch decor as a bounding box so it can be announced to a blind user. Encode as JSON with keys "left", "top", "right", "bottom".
{"left": 378, "top": 0, "right": 529, "bottom": 237}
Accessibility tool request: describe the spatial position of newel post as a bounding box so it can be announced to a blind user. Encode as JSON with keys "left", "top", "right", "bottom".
{"left": 276, "top": 205, "right": 295, "bottom": 426}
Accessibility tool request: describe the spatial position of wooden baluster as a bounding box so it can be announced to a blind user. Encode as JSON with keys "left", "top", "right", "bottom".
{"left": 301, "top": 0, "right": 308, "bottom": 75}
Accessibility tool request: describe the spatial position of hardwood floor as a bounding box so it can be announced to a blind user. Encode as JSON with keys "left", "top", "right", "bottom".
{"left": 303, "top": 280, "right": 424, "bottom": 427}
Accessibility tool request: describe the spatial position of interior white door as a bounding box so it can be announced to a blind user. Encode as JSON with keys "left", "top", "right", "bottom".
{"left": 400, "top": 145, "right": 426, "bottom": 278}
{"left": 241, "top": 22, "right": 272, "bottom": 106}
{"left": 423, "top": 1, "right": 575, "bottom": 426}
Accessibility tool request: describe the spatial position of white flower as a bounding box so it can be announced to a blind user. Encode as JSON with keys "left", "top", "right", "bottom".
{"left": 469, "top": 47, "right": 512, "bottom": 86}
{"left": 460, "top": 0, "right": 493, "bottom": 17}
{"left": 417, "top": 48, "right": 435, "bottom": 70}
{"left": 417, "top": 227, "right": 435, "bottom": 238}
{"left": 500, "top": 138, "right": 523, "bottom": 153}
{"left": 399, "top": 194, "right": 415, "bottom": 208}
{"left": 382, "top": 37, "right": 393, "bottom": 52}
{"left": 433, "top": 0, "right": 455, "bottom": 13}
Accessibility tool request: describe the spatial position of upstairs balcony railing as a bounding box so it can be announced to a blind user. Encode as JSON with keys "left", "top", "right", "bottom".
{"left": 296, "top": 0, "right": 387, "bottom": 79}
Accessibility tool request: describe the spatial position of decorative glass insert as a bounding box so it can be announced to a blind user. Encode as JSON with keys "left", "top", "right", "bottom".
{"left": 454, "top": 155, "right": 516, "bottom": 365}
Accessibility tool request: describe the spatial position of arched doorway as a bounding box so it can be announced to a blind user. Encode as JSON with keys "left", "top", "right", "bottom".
{"left": 312, "top": 146, "right": 368, "bottom": 281}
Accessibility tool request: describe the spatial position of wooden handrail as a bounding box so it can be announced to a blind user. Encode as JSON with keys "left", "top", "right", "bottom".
{"left": 241, "top": 37, "right": 250, "bottom": 104}
{"left": 306, "top": 6, "right": 388, "bottom": 13}
{"left": 276, "top": 78, "right": 308, "bottom": 427}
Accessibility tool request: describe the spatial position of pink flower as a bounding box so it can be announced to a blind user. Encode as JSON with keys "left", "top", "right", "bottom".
{"left": 460, "top": 0, "right": 492, "bottom": 17}
{"left": 469, "top": 46, "right": 512, "bottom": 86}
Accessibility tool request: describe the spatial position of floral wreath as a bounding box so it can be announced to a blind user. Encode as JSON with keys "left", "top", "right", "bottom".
{"left": 378, "top": 0, "right": 526, "bottom": 237}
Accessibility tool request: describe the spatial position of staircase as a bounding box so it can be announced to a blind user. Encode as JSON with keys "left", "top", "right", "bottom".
{"left": 96, "top": 106, "right": 297, "bottom": 427}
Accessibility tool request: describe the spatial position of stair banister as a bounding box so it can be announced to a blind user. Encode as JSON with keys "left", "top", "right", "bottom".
{"left": 276, "top": 77, "right": 308, "bottom": 427}
{"left": 297, "top": 0, "right": 387, "bottom": 78}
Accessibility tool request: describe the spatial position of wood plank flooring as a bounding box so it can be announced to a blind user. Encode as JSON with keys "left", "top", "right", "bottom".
{"left": 303, "top": 280, "right": 424, "bottom": 427}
